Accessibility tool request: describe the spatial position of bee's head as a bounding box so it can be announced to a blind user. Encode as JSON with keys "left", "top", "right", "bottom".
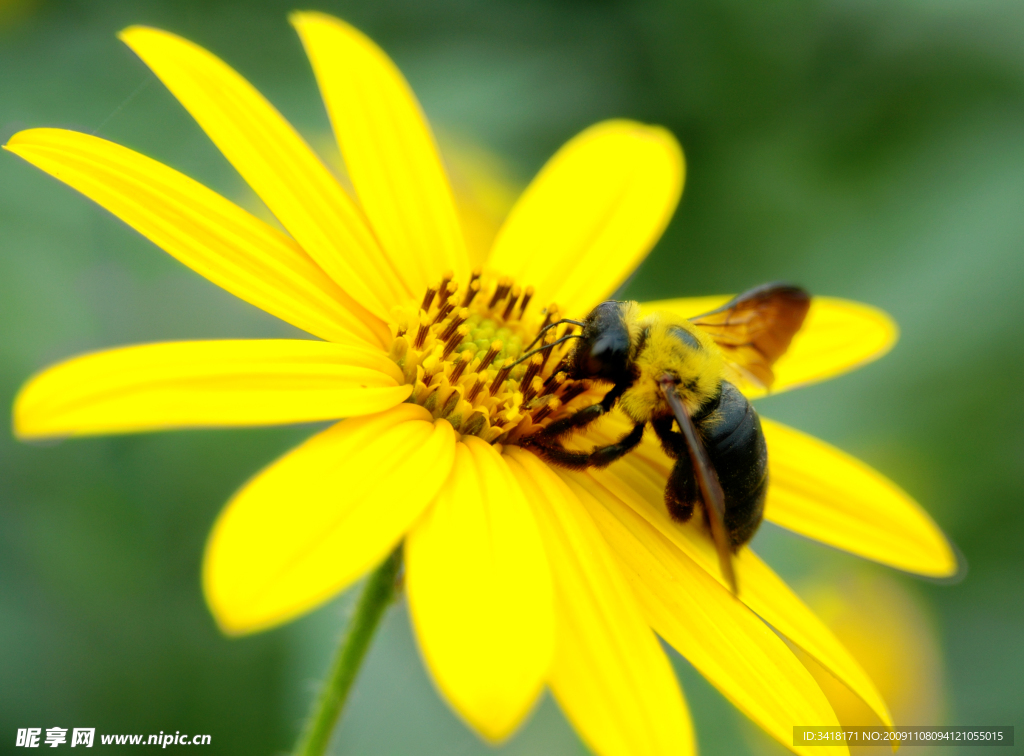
{"left": 569, "top": 301, "right": 639, "bottom": 382}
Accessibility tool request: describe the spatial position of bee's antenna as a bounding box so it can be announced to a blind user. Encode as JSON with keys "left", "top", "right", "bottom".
{"left": 521, "top": 319, "right": 586, "bottom": 354}
{"left": 513, "top": 333, "right": 583, "bottom": 366}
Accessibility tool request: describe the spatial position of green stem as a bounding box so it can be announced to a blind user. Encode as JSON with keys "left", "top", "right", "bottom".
{"left": 293, "top": 546, "right": 403, "bottom": 756}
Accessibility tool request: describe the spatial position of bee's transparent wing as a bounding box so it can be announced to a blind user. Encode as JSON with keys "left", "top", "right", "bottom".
{"left": 690, "top": 283, "right": 810, "bottom": 393}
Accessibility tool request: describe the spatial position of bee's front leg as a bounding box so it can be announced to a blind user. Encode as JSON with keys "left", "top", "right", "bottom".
{"left": 528, "top": 422, "right": 645, "bottom": 470}
{"left": 537, "top": 381, "right": 628, "bottom": 440}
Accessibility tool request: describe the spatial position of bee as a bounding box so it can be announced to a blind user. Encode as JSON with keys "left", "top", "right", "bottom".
{"left": 525, "top": 284, "right": 811, "bottom": 593}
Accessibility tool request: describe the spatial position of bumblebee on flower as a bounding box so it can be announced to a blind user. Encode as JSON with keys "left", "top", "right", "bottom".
{"left": 6, "top": 11, "right": 956, "bottom": 756}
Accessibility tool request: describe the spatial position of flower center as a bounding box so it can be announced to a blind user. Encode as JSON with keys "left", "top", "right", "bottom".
{"left": 387, "top": 271, "right": 597, "bottom": 445}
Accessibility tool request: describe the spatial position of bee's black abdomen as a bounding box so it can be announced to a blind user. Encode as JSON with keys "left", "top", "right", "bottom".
{"left": 658, "top": 381, "right": 768, "bottom": 548}
{"left": 700, "top": 381, "right": 768, "bottom": 548}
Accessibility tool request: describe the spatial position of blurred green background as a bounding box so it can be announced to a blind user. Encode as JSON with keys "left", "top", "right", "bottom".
{"left": 2, "top": 0, "right": 1023, "bottom": 753}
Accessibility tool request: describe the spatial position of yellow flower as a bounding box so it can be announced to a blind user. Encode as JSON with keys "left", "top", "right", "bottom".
{"left": 6, "top": 12, "right": 957, "bottom": 756}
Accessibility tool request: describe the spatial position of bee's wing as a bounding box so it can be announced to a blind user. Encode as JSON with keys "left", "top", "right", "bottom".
{"left": 690, "top": 283, "right": 810, "bottom": 393}
{"left": 658, "top": 378, "right": 738, "bottom": 594}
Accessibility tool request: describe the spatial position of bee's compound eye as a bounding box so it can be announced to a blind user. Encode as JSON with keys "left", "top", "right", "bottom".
{"left": 570, "top": 300, "right": 633, "bottom": 381}
{"left": 588, "top": 334, "right": 628, "bottom": 375}
{"left": 585, "top": 329, "right": 630, "bottom": 379}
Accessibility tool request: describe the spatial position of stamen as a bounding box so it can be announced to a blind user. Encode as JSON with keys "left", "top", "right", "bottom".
{"left": 532, "top": 397, "right": 560, "bottom": 422}
{"left": 502, "top": 286, "right": 521, "bottom": 320}
{"left": 438, "top": 280, "right": 459, "bottom": 310}
{"left": 520, "top": 354, "right": 544, "bottom": 391}
{"left": 442, "top": 325, "right": 469, "bottom": 360}
{"left": 448, "top": 350, "right": 473, "bottom": 384}
{"left": 420, "top": 286, "right": 438, "bottom": 312}
{"left": 539, "top": 325, "right": 581, "bottom": 372}
{"left": 523, "top": 374, "right": 545, "bottom": 403}
{"left": 439, "top": 308, "right": 470, "bottom": 342}
{"left": 539, "top": 304, "right": 560, "bottom": 333}
{"left": 432, "top": 301, "right": 455, "bottom": 325}
{"left": 518, "top": 286, "right": 534, "bottom": 316}
{"left": 543, "top": 371, "right": 567, "bottom": 394}
{"left": 461, "top": 279, "right": 481, "bottom": 307}
{"left": 533, "top": 333, "right": 556, "bottom": 372}
{"left": 476, "top": 340, "right": 503, "bottom": 372}
{"left": 488, "top": 277, "right": 512, "bottom": 309}
{"left": 512, "top": 333, "right": 577, "bottom": 373}
{"left": 489, "top": 358, "right": 515, "bottom": 397}
{"left": 413, "top": 313, "right": 431, "bottom": 349}
{"left": 467, "top": 377, "right": 484, "bottom": 403}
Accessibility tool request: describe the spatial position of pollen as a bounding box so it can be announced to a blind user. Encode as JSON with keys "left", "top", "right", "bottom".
{"left": 387, "top": 271, "right": 596, "bottom": 444}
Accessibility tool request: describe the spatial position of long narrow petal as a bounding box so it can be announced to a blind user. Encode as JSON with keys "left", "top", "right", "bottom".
{"left": 762, "top": 418, "right": 957, "bottom": 577}
{"left": 204, "top": 404, "right": 455, "bottom": 634}
{"left": 733, "top": 550, "right": 895, "bottom": 731}
{"left": 291, "top": 12, "right": 469, "bottom": 297}
{"left": 4, "top": 128, "right": 387, "bottom": 348}
{"left": 488, "top": 121, "right": 684, "bottom": 319}
{"left": 504, "top": 448, "right": 694, "bottom": 756}
{"left": 561, "top": 470, "right": 848, "bottom": 756}
{"left": 585, "top": 416, "right": 894, "bottom": 728}
{"left": 639, "top": 296, "right": 898, "bottom": 395}
{"left": 406, "top": 437, "right": 554, "bottom": 742}
{"left": 13, "top": 340, "right": 410, "bottom": 438}
{"left": 119, "top": 26, "right": 410, "bottom": 317}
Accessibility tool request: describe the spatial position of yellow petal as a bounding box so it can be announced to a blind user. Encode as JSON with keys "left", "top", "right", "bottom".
{"left": 559, "top": 470, "right": 848, "bottom": 756}
{"left": 639, "top": 296, "right": 898, "bottom": 396}
{"left": 504, "top": 448, "right": 694, "bottom": 756}
{"left": 585, "top": 416, "right": 894, "bottom": 729}
{"left": 13, "top": 340, "right": 410, "bottom": 438}
{"left": 291, "top": 12, "right": 469, "bottom": 297}
{"left": 405, "top": 437, "right": 553, "bottom": 743}
{"left": 488, "top": 121, "right": 684, "bottom": 319}
{"left": 736, "top": 550, "right": 894, "bottom": 732}
{"left": 762, "top": 418, "right": 957, "bottom": 577}
{"left": 4, "top": 128, "right": 388, "bottom": 348}
{"left": 119, "top": 25, "right": 409, "bottom": 318}
{"left": 204, "top": 404, "right": 455, "bottom": 634}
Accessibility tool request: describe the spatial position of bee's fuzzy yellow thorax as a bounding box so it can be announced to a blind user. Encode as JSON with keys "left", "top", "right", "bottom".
{"left": 619, "top": 313, "right": 724, "bottom": 422}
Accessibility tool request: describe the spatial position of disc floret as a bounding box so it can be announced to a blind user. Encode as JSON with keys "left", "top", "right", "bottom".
{"left": 387, "top": 271, "right": 595, "bottom": 444}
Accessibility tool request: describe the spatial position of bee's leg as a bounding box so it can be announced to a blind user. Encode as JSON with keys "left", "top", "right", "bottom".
{"left": 525, "top": 441, "right": 591, "bottom": 469}
{"left": 537, "top": 381, "right": 629, "bottom": 441}
{"left": 651, "top": 415, "right": 686, "bottom": 459}
{"left": 664, "top": 459, "right": 697, "bottom": 522}
{"left": 530, "top": 422, "right": 645, "bottom": 470}
{"left": 583, "top": 421, "right": 646, "bottom": 467}
{"left": 654, "top": 416, "right": 701, "bottom": 522}
{"left": 537, "top": 403, "right": 605, "bottom": 442}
